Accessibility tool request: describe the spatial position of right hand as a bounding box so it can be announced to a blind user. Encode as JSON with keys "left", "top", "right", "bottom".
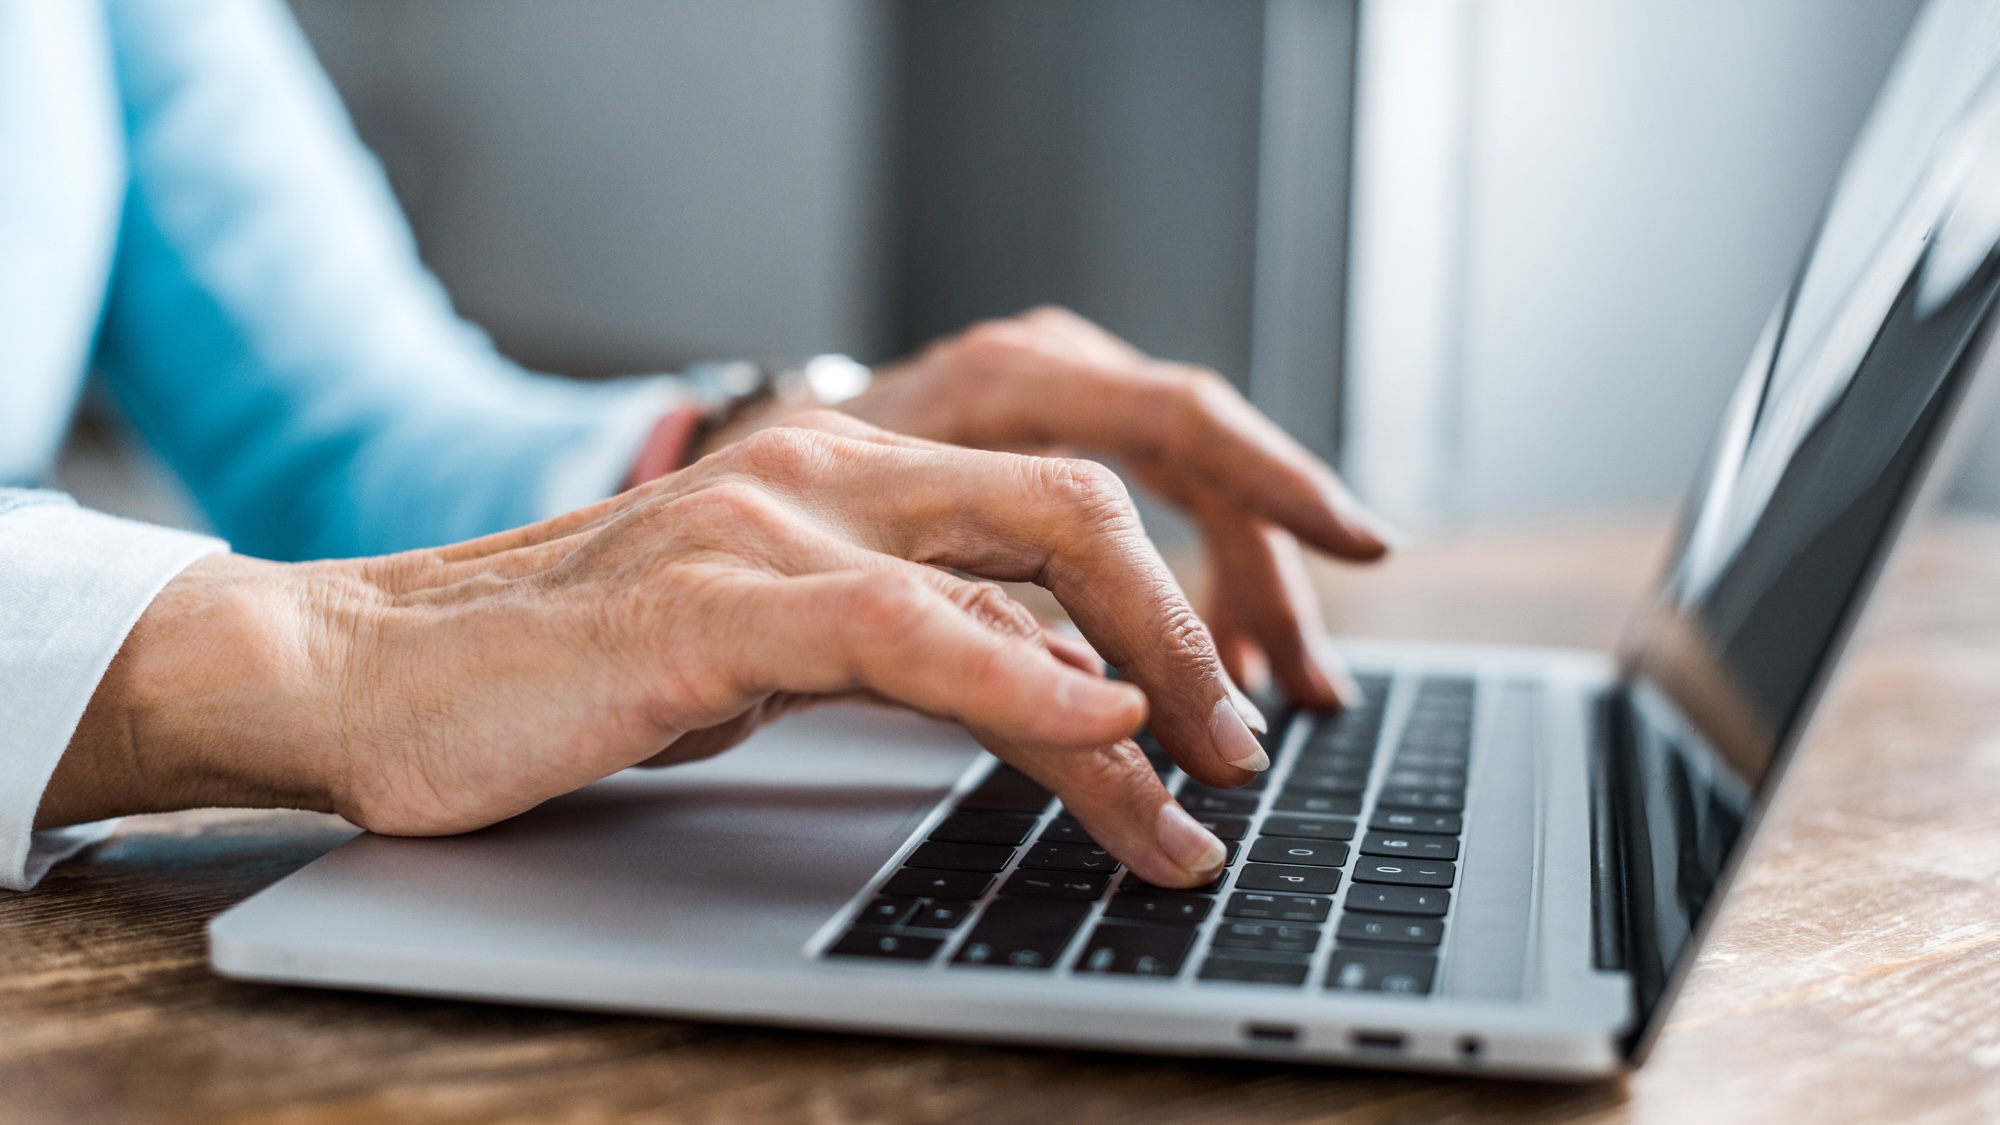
{"left": 44, "top": 413, "right": 1268, "bottom": 888}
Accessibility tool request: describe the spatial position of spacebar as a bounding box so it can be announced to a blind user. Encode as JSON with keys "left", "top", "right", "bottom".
{"left": 950, "top": 898, "right": 1090, "bottom": 970}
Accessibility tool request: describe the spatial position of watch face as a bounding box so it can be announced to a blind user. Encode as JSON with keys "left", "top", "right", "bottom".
{"left": 801, "top": 354, "right": 873, "bottom": 404}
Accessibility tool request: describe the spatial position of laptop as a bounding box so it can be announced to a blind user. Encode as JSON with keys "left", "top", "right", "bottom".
{"left": 208, "top": 6, "right": 2000, "bottom": 1078}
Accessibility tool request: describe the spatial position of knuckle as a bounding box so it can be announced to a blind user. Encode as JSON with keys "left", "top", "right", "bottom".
{"left": 677, "top": 479, "right": 787, "bottom": 535}
{"left": 955, "top": 318, "right": 1030, "bottom": 362}
{"left": 1170, "top": 365, "right": 1233, "bottom": 413}
{"left": 1069, "top": 740, "right": 1163, "bottom": 803}
{"left": 949, "top": 579, "right": 1040, "bottom": 639}
{"left": 727, "top": 424, "right": 836, "bottom": 483}
{"left": 1040, "top": 457, "right": 1134, "bottom": 525}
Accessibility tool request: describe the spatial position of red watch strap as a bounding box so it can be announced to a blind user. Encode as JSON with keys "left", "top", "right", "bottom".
{"left": 623, "top": 403, "right": 706, "bottom": 490}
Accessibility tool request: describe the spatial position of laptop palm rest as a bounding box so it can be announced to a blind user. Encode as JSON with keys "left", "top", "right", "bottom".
{"left": 212, "top": 703, "right": 982, "bottom": 973}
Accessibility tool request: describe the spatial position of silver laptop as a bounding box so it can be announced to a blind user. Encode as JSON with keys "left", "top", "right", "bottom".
{"left": 209, "top": 13, "right": 2000, "bottom": 1079}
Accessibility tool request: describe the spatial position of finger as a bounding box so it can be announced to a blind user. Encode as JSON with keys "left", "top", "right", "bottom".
{"left": 719, "top": 570, "right": 1148, "bottom": 750}
{"left": 934, "top": 332, "right": 1395, "bottom": 559}
{"left": 1192, "top": 493, "right": 1358, "bottom": 710}
{"left": 722, "top": 429, "right": 1269, "bottom": 786}
{"left": 1207, "top": 599, "right": 1271, "bottom": 697}
{"left": 1040, "top": 625, "right": 1104, "bottom": 675}
{"left": 980, "top": 732, "right": 1227, "bottom": 889}
{"left": 639, "top": 692, "right": 830, "bottom": 767}
{"left": 1014, "top": 305, "right": 1149, "bottom": 367}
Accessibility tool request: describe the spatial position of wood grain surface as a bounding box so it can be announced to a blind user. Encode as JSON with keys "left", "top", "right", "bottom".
{"left": 9, "top": 514, "right": 2000, "bottom": 1124}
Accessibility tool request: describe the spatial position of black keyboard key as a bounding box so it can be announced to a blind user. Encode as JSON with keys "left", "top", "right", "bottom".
{"left": 1383, "top": 769, "right": 1467, "bottom": 790}
{"left": 952, "top": 898, "right": 1090, "bottom": 969}
{"left": 1390, "top": 750, "right": 1469, "bottom": 769}
{"left": 1037, "top": 817, "right": 1099, "bottom": 846}
{"left": 857, "top": 896, "right": 918, "bottom": 927}
{"left": 1261, "top": 815, "right": 1357, "bottom": 842}
{"left": 828, "top": 930, "right": 944, "bottom": 961}
{"left": 1247, "top": 837, "right": 1348, "bottom": 867}
{"left": 1198, "top": 953, "right": 1310, "bottom": 985}
{"left": 1337, "top": 914, "right": 1444, "bottom": 946}
{"left": 1353, "top": 857, "right": 1456, "bottom": 887}
{"left": 930, "top": 810, "right": 1039, "bottom": 846}
{"left": 1325, "top": 948, "right": 1436, "bottom": 994}
{"left": 1211, "top": 922, "right": 1321, "bottom": 955}
{"left": 1191, "top": 814, "right": 1251, "bottom": 841}
{"left": 1344, "top": 885, "right": 1450, "bottom": 916}
{"left": 1236, "top": 863, "right": 1341, "bottom": 894}
{"left": 907, "top": 899, "right": 975, "bottom": 929}
{"left": 1371, "top": 809, "right": 1462, "bottom": 835}
{"left": 1225, "top": 891, "right": 1332, "bottom": 923}
{"left": 1076, "top": 922, "right": 1197, "bottom": 977}
{"left": 1360, "top": 831, "right": 1459, "bottom": 861}
{"left": 1272, "top": 792, "right": 1360, "bottom": 817}
{"left": 1291, "top": 752, "right": 1375, "bottom": 775}
{"left": 884, "top": 868, "right": 993, "bottom": 899}
{"left": 958, "top": 764, "right": 1053, "bottom": 813}
{"left": 1103, "top": 891, "right": 1213, "bottom": 924}
{"left": 907, "top": 840, "right": 1015, "bottom": 872}
{"left": 1395, "top": 736, "right": 1470, "bottom": 757}
{"left": 1121, "top": 870, "right": 1225, "bottom": 895}
{"left": 1021, "top": 841, "right": 1121, "bottom": 873}
{"left": 1002, "top": 870, "right": 1110, "bottom": 901}
{"left": 1375, "top": 789, "right": 1465, "bottom": 812}
{"left": 1284, "top": 772, "right": 1367, "bottom": 796}
{"left": 1179, "top": 790, "right": 1261, "bottom": 816}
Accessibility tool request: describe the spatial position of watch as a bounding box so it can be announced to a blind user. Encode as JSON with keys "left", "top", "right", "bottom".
{"left": 681, "top": 353, "right": 874, "bottom": 456}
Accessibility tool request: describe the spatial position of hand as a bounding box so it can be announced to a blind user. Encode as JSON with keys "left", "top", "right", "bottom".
{"left": 43, "top": 414, "right": 1269, "bottom": 888}
{"left": 706, "top": 307, "right": 1394, "bottom": 709}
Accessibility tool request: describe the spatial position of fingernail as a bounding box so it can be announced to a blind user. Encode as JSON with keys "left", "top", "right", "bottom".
{"left": 1210, "top": 696, "right": 1269, "bottom": 772}
{"left": 1057, "top": 672, "right": 1145, "bottom": 723}
{"left": 1156, "top": 801, "right": 1227, "bottom": 875}
{"left": 1224, "top": 678, "right": 1268, "bottom": 734}
{"left": 1350, "top": 507, "right": 1409, "bottom": 551}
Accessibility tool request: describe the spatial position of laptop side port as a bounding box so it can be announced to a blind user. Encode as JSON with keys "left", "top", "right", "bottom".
{"left": 1457, "top": 1035, "right": 1485, "bottom": 1063}
{"left": 1243, "top": 1023, "right": 1300, "bottom": 1045}
{"left": 1350, "top": 1030, "right": 1406, "bottom": 1052}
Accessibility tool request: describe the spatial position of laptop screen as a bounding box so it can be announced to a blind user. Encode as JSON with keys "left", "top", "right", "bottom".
{"left": 1612, "top": 1, "right": 2000, "bottom": 1056}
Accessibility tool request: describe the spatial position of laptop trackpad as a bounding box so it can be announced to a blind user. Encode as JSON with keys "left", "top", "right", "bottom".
{"left": 223, "top": 703, "right": 982, "bottom": 970}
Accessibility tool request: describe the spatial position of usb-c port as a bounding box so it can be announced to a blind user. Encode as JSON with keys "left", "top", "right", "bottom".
{"left": 1350, "top": 1030, "right": 1406, "bottom": 1052}
{"left": 1244, "top": 1023, "right": 1300, "bottom": 1044}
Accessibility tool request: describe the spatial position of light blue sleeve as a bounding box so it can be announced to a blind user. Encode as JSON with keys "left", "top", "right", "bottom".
{"left": 91, "top": 0, "right": 683, "bottom": 560}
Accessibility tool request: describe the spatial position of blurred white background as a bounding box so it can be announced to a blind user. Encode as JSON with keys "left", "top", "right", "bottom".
{"left": 76, "top": 0, "right": 1997, "bottom": 548}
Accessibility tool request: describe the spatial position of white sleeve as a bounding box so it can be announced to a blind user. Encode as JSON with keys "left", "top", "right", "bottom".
{"left": 0, "top": 490, "right": 226, "bottom": 890}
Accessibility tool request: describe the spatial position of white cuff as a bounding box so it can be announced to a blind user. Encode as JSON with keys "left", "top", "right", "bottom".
{"left": 0, "top": 496, "right": 226, "bottom": 890}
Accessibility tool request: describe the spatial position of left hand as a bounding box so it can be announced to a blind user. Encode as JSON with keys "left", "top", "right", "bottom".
{"left": 700, "top": 306, "right": 1394, "bottom": 709}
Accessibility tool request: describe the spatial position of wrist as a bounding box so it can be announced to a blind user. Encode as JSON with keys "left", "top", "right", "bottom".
{"left": 39, "top": 554, "right": 369, "bottom": 827}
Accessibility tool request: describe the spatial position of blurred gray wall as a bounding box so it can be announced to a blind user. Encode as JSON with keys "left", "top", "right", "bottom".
{"left": 1456, "top": 0, "right": 1926, "bottom": 524}
{"left": 287, "top": 0, "right": 892, "bottom": 374}
{"left": 890, "top": 1, "right": 1267, "bottom": 384}
{"left": 1342, "top": 0, "right": 1928, "bottom": 530}
{"left": 282, "top": 1, "right": 1987, "bottom": 534}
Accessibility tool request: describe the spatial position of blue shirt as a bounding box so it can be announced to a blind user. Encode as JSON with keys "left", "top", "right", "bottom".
{"left": 1, "top": 0, "right": 676, "bottom": 560}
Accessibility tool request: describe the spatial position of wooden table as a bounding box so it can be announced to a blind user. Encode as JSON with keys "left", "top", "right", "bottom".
{"left": 10, "top": 515, "right": 2000, "bottom": 1124}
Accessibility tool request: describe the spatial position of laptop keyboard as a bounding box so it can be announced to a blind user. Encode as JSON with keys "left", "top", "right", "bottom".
{"left": 822, "top": 673, "right": 1474, "bottom": 996}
